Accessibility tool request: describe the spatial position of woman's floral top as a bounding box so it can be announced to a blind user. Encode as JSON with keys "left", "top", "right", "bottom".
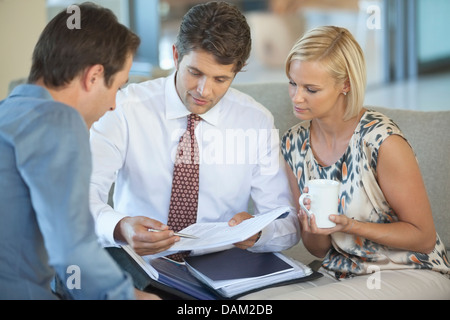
{"left": 281, "top": 110, "right": 450, "bottom": 279}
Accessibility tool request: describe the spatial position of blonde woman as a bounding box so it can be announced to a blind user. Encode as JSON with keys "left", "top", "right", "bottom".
{"left": 279, "top": 26, "right": 450, "bottom": 299}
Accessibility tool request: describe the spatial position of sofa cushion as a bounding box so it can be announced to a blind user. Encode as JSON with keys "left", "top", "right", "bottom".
{"left": 232, "top": 82, "right": 450, "bottom": 252}
{"left": 232, "top": 82, "right": 297, "bottom": 135}
{"left": 370, "top": 106, "right": 450, "bottom": 251}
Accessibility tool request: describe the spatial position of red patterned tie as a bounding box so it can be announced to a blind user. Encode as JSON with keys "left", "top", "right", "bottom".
{"left": 167, "top": 114, "right": 201, "bottom": 261}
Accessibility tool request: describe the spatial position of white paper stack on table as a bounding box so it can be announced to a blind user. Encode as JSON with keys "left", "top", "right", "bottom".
{"left": 184, "top": 248, "right": 313, "bottom": 298}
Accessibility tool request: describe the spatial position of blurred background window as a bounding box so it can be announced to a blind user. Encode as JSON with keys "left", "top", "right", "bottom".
{"left": 1, "top": 0, "right": 449, "bottom": 110}
{"left": 45, "top": 0, "right": 450, "bottom": 87}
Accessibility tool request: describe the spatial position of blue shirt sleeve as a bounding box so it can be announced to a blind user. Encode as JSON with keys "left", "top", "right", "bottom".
{"left": 15, "top": 104, "right": 135, "bottom": 300}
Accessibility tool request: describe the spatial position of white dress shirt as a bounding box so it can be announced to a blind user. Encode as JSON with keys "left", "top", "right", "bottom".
{"left": 89, "top": 73, "right": 299, "bottom": 252}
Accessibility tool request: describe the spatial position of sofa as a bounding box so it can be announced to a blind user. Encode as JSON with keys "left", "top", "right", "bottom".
{"left": 231, "top": 82, "right": 450, "bottom": 268}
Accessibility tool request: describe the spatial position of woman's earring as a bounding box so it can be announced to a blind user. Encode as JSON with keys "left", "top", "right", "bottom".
{"left": 343, "top": 92, "right": 347, "bottom": 96}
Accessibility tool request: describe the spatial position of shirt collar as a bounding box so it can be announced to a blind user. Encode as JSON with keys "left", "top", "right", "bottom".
{"left": 165, "top": 72, "right": 221, "bottom": 127}
{"left": 10, "top": 84, "right": 54, "bottom": 101}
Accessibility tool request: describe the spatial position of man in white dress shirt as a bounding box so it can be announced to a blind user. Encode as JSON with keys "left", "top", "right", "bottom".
{"left": 89, "top": 1, "right": 299, "bottom": 258}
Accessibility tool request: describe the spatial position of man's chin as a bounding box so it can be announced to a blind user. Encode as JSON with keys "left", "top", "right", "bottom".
{"left": 186, "top": 103, "right": 213, "bottom": 115}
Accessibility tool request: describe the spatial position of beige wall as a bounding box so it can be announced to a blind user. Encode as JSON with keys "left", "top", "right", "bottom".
{"left": 0, "top": 0, "right": 46, "bottom": 99}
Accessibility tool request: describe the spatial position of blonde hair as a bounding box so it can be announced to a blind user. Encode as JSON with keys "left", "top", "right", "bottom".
{"left": 286, "top": 26, "right": 367, "bottom": 121}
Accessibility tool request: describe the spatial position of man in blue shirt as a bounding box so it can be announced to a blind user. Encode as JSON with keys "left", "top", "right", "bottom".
{"left": 0, "top": 3, "right": 158, "bottom": 300}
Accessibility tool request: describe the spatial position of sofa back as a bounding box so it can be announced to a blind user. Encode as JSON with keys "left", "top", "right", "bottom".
{"left": 233, "top": 82, "right": 450, "bottom": 250}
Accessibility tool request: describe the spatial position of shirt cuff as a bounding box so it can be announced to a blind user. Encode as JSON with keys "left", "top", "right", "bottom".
{"left": 96, "top": 208, "right": 128, "bottom": 246}
{"left": 253, "top": 223, "right": 273, "bottom": 248}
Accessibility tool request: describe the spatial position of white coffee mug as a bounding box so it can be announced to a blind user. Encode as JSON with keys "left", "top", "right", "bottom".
{"left": 299, "top": 179, "right": 340, "bottom": 228}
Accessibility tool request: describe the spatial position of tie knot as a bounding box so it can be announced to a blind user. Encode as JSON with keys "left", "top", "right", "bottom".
{"left": 188, "top": 114, "right": 201, "bottom": 130}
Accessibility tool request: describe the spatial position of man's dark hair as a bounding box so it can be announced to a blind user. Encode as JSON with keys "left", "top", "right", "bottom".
{"left": 28, "top": 2, "right": 140, "bottom": 88}
{"left": 175, "top": 1, "right": 251, "bottom": 73}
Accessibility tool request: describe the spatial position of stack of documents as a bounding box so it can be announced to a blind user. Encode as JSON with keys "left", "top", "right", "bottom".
{"left": 120, "top": 245, "right": 218, "bottom": 299}
{"left": 118, "top": 207, "right": 320, "bottom": 299}
{"left": 157, "top": 206, "right": 290, "bottom": 256}
{"left": 184, "top": 248, "right": 313, "bottom": 298}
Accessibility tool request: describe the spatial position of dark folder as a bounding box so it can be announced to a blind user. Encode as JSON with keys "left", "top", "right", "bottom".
{"left": 107, "top": 246, "right": 322, "bottom": 300}
{"left": 184, "top": 248, "right": 322, "bottom": 299}
{"left": 106, "top": 246, "right": 215, "bottom": 300}
{"left": 185, "top": 247, "right": 293, "bottom": 280}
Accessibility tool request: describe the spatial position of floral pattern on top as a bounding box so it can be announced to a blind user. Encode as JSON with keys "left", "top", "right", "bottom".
{"left": 281, "top": 110, "right": 450, "bottom": 279}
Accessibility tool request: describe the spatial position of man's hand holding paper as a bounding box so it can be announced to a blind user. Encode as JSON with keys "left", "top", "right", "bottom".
{"left": 152, "top": 207, "right": 290, "bottom": 257}
{"left": 228, "top": 212, "right": 262, "bottom": 250}
{"left": 114, "top": 216, "right": 180, "bottom": 256}
{"left": 113, "top": 209, "right": 278, "bottom": 256}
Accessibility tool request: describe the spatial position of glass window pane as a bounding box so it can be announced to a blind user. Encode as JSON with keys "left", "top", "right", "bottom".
{"left": 417, "top": 0, "right": 450, "bottom": 71}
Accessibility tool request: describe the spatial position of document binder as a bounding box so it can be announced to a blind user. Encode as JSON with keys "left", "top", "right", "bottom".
{"left": 184, "top": 248, "right": 320, "bottom": 298}
{"left": 107, "top": 246, "right": 322, "bottom": 300}
{"left": 106, "top": 246, "right": 214, "bottom": 300}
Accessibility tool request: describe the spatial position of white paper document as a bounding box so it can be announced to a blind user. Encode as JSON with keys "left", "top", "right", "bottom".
{"left": 157, "top": 206, "right": 290, "bottom": 257}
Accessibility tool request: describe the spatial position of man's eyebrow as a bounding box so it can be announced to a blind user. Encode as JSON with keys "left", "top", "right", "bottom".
{"left": 216, "top": 74, "right": 233, "bottom": 81}
{"left": 188, "top": 66, "right": 233, "bottom": 80}
{"left": 188, "top": 66, "right": 202, "bottom": 73}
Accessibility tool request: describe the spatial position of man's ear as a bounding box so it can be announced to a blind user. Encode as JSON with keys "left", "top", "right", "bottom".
{"left": 82, "top": 64, "right": 105, "bottom": 91}
{"left": 172, "top": 45, "right": 179, "bottom": 70}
